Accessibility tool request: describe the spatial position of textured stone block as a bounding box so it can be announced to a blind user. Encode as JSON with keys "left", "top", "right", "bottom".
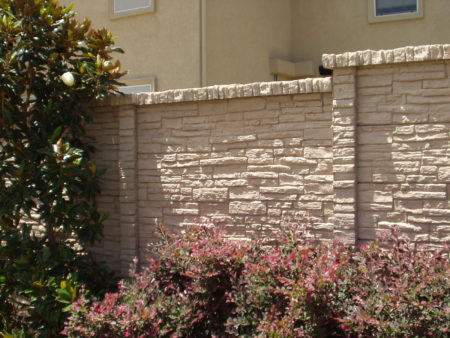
{"left": 394, "top": 191, "right": 446, "bottom": 199}
{"left": 304, "top": 147, "right": 333, "bottom": 159}
{"left": 359, "top": 191, "right": 393, "bottom": 203}
{"left": 305, "top": 183, "right": 333, "bottom": 194}
{"left": 359, "top": 131, "right": 392, "bottom": 144}
{"left": 279, "top": 174, "right": 304, "bottom": 185}
{"left": 229, "top": 201, "right": 266, "bottom": 215}
{"left": 438, "top": 167, "right": 450, "bottom": 181}
{"left": 260, "top": 193, "right": 298, "bottom": 201}
{"left": 215, "top": 179, "right": 248, "bottom": 187}
{"left": 229, "top": 187, "right": 260, "bottom": 200}
{"left": 260, "top": 186, "right": 303, "bottom": 194}
{"left": 358, "top": 75, "right": 392, "bottom": 88}
{"left": 304, "top": 128, "right": 333, "bottom": 140}
{"left": 228, "top": 97, "right": 266, "bottom": 112}
{"left": 192, "top": 188, "right": 228, "bottom": 202}
{"left": 333, "top": 84, "right": 355, "bottom": 99}
{"left": 242, "top": 172, "right": 278, "bottom": 179}
{"left": 200, "top": 157, "right": 247, "bottom": 166}
{"left": 278, "top": 157, "right": 316, "bottom": 165}
{"left": 334, "top": 188, "right": 355, "bottom": 203}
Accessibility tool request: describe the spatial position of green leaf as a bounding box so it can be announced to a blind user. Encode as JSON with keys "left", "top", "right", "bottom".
{"left": 63, "top": 303, "right": 73, "bottom": 312}
{"left": 100, "top": 212, "right": 110, "bottom": 222}
{"left": 2, "top": 107, "right": 12, "bottom": 123}
{"left": 56, "top": 288, "right": 71, "bottom": 299}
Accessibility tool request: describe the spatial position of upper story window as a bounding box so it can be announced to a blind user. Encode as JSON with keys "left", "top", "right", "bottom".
{"left": 375, "top": 0, "right": 417, "bottom": 16}
{"left": 369, "top": 0, "right": 423, "bottom": 23}
{"left": 111, "top": 0, "right": 155, "bottom": 19}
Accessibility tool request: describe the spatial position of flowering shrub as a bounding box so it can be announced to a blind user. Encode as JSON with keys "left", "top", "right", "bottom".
{"left": 64, "top": 226, "right": 449, "bottom": 337}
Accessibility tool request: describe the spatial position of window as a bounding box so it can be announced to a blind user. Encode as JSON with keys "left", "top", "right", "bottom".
{"left": 118, "top": 77, "right": 156, "bottom": 94}
{"left": 369, "top": 0, "right": 423, "bottom": 23}
{"left": 118, "top": 84, "right": 153, "bottom": 94}
{"left": 111, "top": 0, "right": 155, "bottom": 19}
{"left": 376, "top": 0, "right": 417, "bottom": 16}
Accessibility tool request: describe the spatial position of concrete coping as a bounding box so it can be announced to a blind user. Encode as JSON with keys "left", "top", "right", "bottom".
{"left": 95, "top": 77, "right": 332, "bottom": 107}
{"left": 322, "top": 44, "right": 450, "bottom": 69}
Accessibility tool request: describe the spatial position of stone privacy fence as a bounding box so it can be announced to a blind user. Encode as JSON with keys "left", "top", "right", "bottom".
{"left": 88, "top": 44, "right": 450, "bottom": 275}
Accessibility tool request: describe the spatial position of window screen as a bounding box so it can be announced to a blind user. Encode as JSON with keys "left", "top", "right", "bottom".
{"left": 118, "top": 84, "right": 153, "bottom": 94}
{"left": 114, "top": 0, "right": 152, "bottom": 14}
{"left": 375, "top": 0, "right": 417, "bottom": 16}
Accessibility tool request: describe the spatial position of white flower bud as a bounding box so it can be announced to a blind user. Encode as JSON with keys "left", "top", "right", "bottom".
{"left": 61, "top": 72, "right": 75, "bottom": 87}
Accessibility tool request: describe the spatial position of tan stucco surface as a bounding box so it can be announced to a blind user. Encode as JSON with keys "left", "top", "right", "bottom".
{"left": 61, "top": 0, "right": 450, "bottom": 91}
{"left": 60, "top": 0, "right": 202, "bottom": 90}
{"left": 204, "top": 0, "right": 292, "bottom": 86}
{"left": 293, "top": 0, "right": 450, "bottom": 71}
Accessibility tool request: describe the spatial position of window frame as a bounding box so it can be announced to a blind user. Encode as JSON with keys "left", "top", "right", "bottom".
{"left": 110, "top": 0, "right": 155, "bottom": 19}
{"left": 368, "top": 0, "right": 423, "bottom": 23}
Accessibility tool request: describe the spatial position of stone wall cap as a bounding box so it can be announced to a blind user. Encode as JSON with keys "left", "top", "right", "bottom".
{"left": 322, "top": 44, "right": 450, "bottom": 69}
{"left": 94, "top": 77, "right": 332, "bottom": 107}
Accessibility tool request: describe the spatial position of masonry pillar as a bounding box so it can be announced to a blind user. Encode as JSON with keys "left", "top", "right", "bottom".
{"left": 331, "top": 68, "right": 358, "bottom": 244}
{"left": 118, "top": 105, "right": 139, "bottom": 275}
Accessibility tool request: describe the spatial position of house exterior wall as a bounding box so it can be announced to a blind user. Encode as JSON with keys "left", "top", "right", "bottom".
{"left": 60, "top": 0, "right": 292, "bottom": 90}
{"left": 60, "top": 0, "right": 202, "bottom": 90}
{"left": 89, "top": 44, "right": 450, "bottom": 274}
{"left": 61, "top": 0, "right": 450, "bottom": 91}
{"left": 292, "top": 0, "right": 450, "bottom": 71}
{"left": 204, "top": 0, "right": 292, "bottom": 86}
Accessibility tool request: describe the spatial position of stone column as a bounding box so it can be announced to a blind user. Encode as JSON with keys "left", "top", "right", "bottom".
{"left": 118, "top": 105, "right": 139, "bottom": 275}
{"left": 331, "top": 68, "right": 358, "bottom": 244}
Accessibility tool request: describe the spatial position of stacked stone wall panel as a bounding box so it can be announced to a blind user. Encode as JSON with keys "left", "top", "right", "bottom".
{"left": 134, "top": 93, "right": 334, "bottom": 262}
{"left": 356, "top": 61, "right": 450, "bottom": 246}
{"left": 87, "top": 45, "right": 450, "bottom": 273}
{"left": 85, "top": 107, "right": 121, "bottom": 272}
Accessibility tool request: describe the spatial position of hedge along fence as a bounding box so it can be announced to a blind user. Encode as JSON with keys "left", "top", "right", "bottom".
{"left": 88, "top": 44, "right": 450, "bottom": 275}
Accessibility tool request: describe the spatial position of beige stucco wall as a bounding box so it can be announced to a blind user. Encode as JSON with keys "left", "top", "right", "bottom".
{"left": 60, "top": 0, "right": 202, "bottom": 91}
{"left": 204, "top": 0, "right": 292, "bottom": 86}
{"left": 61, "top": 0, "right": 293, "bottom": 90}
{"left": 293, "top": 0, "right": 450, "bottom": 71}
{"left": 62, "top": 0, "right": 450, "bottom": 90}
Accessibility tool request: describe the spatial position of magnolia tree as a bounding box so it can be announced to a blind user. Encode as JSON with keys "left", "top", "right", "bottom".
{"left": 0, "top": 0, "right": 125, "bottom": 334}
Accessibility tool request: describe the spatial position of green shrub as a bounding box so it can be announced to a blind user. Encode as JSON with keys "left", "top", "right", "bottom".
{"left": 64, "top": 226, "right": 449, "bottom": 337}
{"left": 0, "top": 0, "right": 124, "bottom": 335}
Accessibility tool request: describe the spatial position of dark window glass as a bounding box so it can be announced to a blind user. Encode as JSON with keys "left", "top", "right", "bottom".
{"left": 375, "top": 0, "right": 417, "bottom": 16}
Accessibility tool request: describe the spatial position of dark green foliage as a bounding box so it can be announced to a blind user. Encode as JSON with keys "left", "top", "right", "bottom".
{"left": 64, "top": 226, "right": 449, "bottom": 337}
{"left": 0, "top": 0, "right": 125, "bottom": 334}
